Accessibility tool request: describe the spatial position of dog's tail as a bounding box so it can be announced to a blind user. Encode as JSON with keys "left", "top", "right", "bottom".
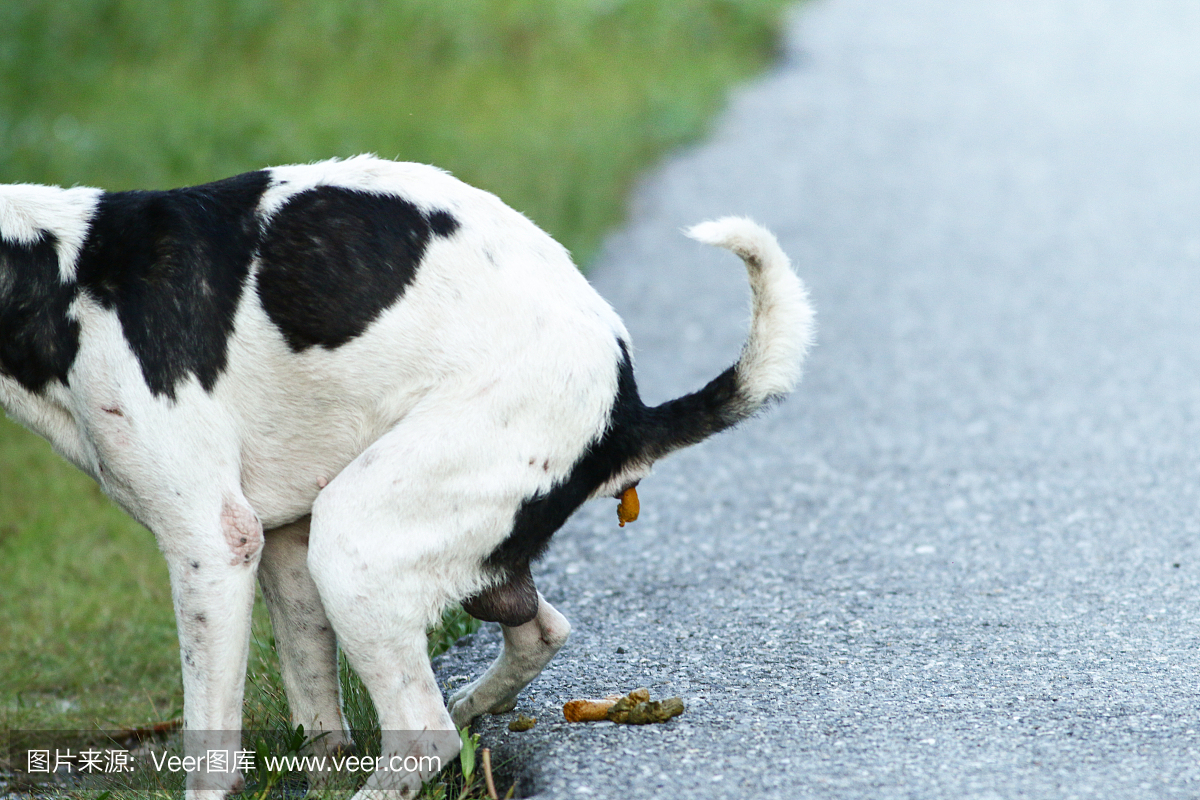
{"left": 634, "top": 217, "right": 815, "bottom": 463}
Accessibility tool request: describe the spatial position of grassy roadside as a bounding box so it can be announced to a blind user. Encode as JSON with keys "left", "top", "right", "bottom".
{"left": 1, "top": 0, "right": 792, "bottom": 793}
{"left": 1, "top": 0, "right": 789, "bottom": 264}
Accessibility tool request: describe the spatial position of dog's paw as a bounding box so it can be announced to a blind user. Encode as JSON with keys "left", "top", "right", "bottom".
{"left": 449, "top": 681, "right": 522, "bottom": 728}
{"left": 348, "top": 773, "right": 425, "bottom": 799}
{"left": 186, "top": 769, "right": 244, "bottom": 799}
{"left": 448, "top": 683, "right": 482, "bottom": 728}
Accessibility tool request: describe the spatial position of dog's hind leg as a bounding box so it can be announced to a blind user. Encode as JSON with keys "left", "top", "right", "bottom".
{"left": 306, "top": 411, "right": 521, "bottom": 797}
{"left": 448, "top": 590, "right": 571, "bottom": 727}
{"left": 258, "top": 517, "right": 351, "bottom": 758}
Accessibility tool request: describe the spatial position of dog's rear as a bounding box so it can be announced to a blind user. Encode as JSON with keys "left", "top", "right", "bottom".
{"left": 449, "top": 216, "right": 814, "bottom": 730}
{"left": 471, "top": 217, "right": 814, "bottom": 580}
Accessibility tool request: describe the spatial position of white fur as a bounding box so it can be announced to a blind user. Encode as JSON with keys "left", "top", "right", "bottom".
{"left": 0, "top": 183, "right": 102, "bottom": 280}
{"left": 0, "top": 157, "right": 813, "bottom": 799}
{"left": 685, "top": 217, "right": 815, "bottom": 404}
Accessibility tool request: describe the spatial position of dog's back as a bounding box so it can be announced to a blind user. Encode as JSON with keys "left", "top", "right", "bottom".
{"left": 1, "top": 156, "right": 629, "bottom": 529}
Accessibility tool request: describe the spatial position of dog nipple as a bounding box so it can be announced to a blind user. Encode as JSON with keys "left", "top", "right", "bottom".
{"left": 317, "top": 476, "right": 328, "bottom": 489}
{"left": 617, "top": 486, "right": 640, "bottom": 527}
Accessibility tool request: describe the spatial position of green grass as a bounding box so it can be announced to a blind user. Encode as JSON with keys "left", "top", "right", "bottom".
{"left": 1, "top": 0, "right": 790, "bottom": 794}
{"left": 1, "top": 0, "right": 787, "bottom": 263}
{"left": 0, "top": 423, "right": 179, "bottom": 733}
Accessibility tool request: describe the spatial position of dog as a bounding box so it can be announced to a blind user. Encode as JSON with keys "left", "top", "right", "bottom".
{"left": 0, "top": 155, "right": 814, "bottom": 797}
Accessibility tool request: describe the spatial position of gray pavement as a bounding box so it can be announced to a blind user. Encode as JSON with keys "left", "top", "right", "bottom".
{"left": 434, "top": 1, "right": 1200, "bottom": 797}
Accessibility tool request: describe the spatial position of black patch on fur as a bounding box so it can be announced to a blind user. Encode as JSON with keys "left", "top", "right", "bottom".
{"left": 428, "top": 209, "right": 459, "bottom": 238}
{"left": 462, "top": 561, "right": 539, "bottom": 626}
{"left": 75, "top": 170, "right": 271, "bottom": 398}
{"left": 638, "top": 364, "right": 747, "bottom": 457}
{"left": 484, "top": 341, "right": 753, "bottom": 572}
{"left": 256, "top": 187, "right": 460, "bottom": 351}
{"left": 0, "top": 232, "right": 80, "bottom": 393}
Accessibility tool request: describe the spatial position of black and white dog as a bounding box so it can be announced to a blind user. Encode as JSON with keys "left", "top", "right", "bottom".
{"left": 0, "top": 155, "right": 813, "bottom": 797}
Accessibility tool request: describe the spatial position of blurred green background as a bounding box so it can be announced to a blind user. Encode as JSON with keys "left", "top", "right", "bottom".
{"left": 0, "top": 0, "right": 790, "bottom": 734}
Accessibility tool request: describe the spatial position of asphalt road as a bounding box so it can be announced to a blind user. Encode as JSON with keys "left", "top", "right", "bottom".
{"left": 435, "top": 1, "right": 1200, "bottom": 797}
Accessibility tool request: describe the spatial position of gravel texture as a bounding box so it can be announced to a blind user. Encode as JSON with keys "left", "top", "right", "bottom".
{"left": 435, "top": 1, "right": 1200, "bottom": 797}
